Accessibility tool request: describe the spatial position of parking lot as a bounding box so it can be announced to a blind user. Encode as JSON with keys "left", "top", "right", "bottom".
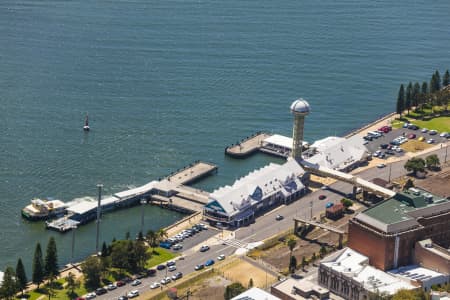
{"left": 363, "top": 126, "right": 448, "bottom": 159}
{"left": 166, "top": 225, "right": 219, "bottom": 254}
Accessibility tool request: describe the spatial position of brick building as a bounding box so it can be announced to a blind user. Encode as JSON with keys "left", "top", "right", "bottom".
{"left": 348, "top": 187, "right": 450, "bottom": 270}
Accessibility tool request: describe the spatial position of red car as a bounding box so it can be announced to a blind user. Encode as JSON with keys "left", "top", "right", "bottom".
{"left": 407, "top": 133, "right": 416, "bottom": 139}
{"left": 116, "top": 280, "right": 126, "bottom": 287}
{"left": 319, "top": 195, "right": 327, "bottom": 200}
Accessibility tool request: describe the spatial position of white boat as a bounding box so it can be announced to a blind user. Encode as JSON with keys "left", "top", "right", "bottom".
{"left": 83, "top": 114, "right": 90, "bottom": 131}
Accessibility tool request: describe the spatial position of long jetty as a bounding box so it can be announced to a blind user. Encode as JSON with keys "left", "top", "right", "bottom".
{"left": 225, "top": 132, "right": 272, "bottom": 158}
{"left": 46, "top": 161, "right": 217, "bottom": 232}
{"left": 149, "top": 161, "right": 217, "bottom": 213}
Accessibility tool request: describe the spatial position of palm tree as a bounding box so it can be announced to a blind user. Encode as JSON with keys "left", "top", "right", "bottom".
{"left": 286, "top": 238, "right": 297, "bottom": 272}
{"left": 146, "top": 230, "right": 158, "bottom": 250}
{"left": 156, "top": 228, "right": 168, "bottom": 244}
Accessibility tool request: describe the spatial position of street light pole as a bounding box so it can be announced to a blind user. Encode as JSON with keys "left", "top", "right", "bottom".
{"left": 388, "top": 163, "right": 392, "bottom": 183}
{"left": 96, "top": 184, "right": 103, "bottom": 255}
{"left": 71, "top": 225, "right": 77, "bottom": 264}
{"left": 140, "top": 198, "right": 145, "bottom": 235}
{"left": 310, "top": 200, "right": 313, "bottom": 221}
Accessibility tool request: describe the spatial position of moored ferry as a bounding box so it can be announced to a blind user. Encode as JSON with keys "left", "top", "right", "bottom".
{"left": 21, "top": 198, "right": 67, "bottom": 221}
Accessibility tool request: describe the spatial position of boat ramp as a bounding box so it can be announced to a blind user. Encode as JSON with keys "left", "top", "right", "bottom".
{"left": 45, "top": 161, "right": 217, "bottom": 232}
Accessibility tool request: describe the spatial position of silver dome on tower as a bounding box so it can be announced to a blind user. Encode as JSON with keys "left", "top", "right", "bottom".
{"left": 290, "top": 98, "right": 311, "bottom": 115}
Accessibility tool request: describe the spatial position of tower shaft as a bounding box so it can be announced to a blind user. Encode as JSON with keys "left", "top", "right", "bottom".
{"left": 292, "top": 115, "right": 305, "bottom": 160}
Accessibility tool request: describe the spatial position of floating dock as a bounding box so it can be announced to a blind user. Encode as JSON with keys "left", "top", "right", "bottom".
{"left": 45, "top": 161, "right": 217, "bottom": 232}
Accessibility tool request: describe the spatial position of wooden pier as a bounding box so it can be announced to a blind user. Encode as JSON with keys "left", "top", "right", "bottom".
{"left": 166, "top": 161, "right": 218, "bottom": 185}
{"left": 225, "top": 132, "right": 272, "bottom": 158}
{"left": 150, "top": 161, "right": 217, "bottom": 214}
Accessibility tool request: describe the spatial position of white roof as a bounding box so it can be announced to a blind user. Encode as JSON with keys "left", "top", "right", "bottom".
{"left": 321, "top": 248, "right": 416, "bottom": 295}
{"left": 389, "top": 265, "right": 448, "bottom": 282}
{"left": 0, "top": 271, "right": 3, "bottom": 284}
{"left": 263, "top": 134, "right": 308, "bottom": 150}
{"left": 67, "top": 196, "right": 119, "bottom": 215}
{"left": 231, "top": 287, "right": 280, "bottom": 300}
{"left": 209, "top": 158, "right": 305, "bottom": 215}
{"left": 114, "top": 181, "right": 157, "bottom": 199}
{"left": 306, "top": 135, "right": 367, "bottom": 170}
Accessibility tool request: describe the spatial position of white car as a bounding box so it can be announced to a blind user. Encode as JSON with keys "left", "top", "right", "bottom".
{"left": 377, "top": 164, "right": 386, "bottom": 168}
{"left": 168, "top": 265, "right": 177, "bottom": 272}
{"left": 150, "top": 282, "right": 161, "bottom": 289}
{"left": 421, "top": 128, "right": 428, "bottom": 133}
{"left": 172, "top": 243, "right": 183, "bottom": 250}
{"left": 217, "top": 254, "right": 226, "bottom": 261}
{"left": 440, "top": 132, "right": 449, "bottom": 138}
{"left": 161, "top": 277, "right": 171, "bottom": 285}
{"left": 131, "top": 279, "right": 141, "bottom": 286}
{"left": 127, "top": 290, "right": 139, "bottom": 298}
{"left": 395, "top": 147, "right": 403, "bottom": 153}
{"left": 106, "top": 283, "right": 117, "bottom": 290}
{"left": 85, "top": 293, "right": 96, "bottom": 300}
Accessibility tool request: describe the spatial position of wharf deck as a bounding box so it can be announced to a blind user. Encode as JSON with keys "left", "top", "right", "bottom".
{"left": 225, "top": 132, "right": 272, "bottom": 158}
{"left": 166, "top": 161, "right": 217, "bottom": 185}
{"left": 150, "top": 195, "right": 204, "bottom": 213}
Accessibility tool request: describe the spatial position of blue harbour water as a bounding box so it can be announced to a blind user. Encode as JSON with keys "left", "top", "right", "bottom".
{"left": 1, "top": 0, "right": 450, "bottom": 272}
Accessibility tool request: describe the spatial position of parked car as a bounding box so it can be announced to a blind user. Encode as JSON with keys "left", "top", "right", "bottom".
{"left": 95, "top": 288, "right": 107, "bottom": 295}
{"left": 418, "top": 136, "right": 425, "bottom": 142}
{"left": 198, "top": 223, "right": 208, "bottom": 230}
{"left": 325, "top": 202, "right": 334, "bottom": 208}
{"left": 161, "top": 277, "right": 171, "bottom": 285}
{"left": 195, "top": 264, "right": 204, "bottom": 271}
{"left": 429, "top": 130, "right": 438, "bottom": 135}
{"left": 421, "top": 128, "right": 428, "bottom": 133}
{"left": 217, "top": 254, "right": 226, "bottom": 261}
{"left": 117, "top": 296, "right": 128, "bottom": 300}
{"left": 116, "top": 280, "right": 126, "bottom": 287}
{"left": 200, "top": 245, "right": 210, "bottom": 252}
{"left": 85, "top": 293, "right": 96, "bottom": 300}
{"left": 166, "top": 261, "right": 176, "bottom": 267}
{"left": 205, "top": 259, "right": 215, "bottom": 266}
{"left": 427, "top": 139, "right": 435, "bottom": 144}
{"left": 107, "top": 283, "right": 117, "bottom": 291}
{"left": 380, "top": 143, "right": 389, "bottom": 149}
{"left": 131, "top": 279, "right": 141, "bottom": 286}
{"left": 172, "top": 244, "right": 183, "bottom": 250}
{"left": 127, "top": 290, "right": 139, "bottom": 298}
{"left": 408, "top": 124, "right": 419, "bottom": 130}
{"left": 407, "top": 133, "right": 416, "bottom": 139}
{"left": 150, "top": 282, "right": 160, "bottom": 289}
{"left": 146, "top": 269, "right": 156, "bottom": 276}
{"left": 172, "top": 272, "right": 183, "bottom": 280}
{"left": 318, "top": 195, "right": 327, "bottom": 200}
{"left": 157, "top": 264, "right": 166, "bottom": 270}
{"left": 168, "top": 265, "right": 177, "bottom": 272}
{"left": 275, "top": 214, "right": 284, "bottom": 221}
{"left": 440, "top": 132, "right": 449, "bottom": 138}
{"left": 377, "top": 164, "right": 386, "bottom": 168}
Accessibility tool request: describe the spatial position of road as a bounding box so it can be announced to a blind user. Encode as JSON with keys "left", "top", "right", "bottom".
{"left": 95, "top": 143, "right": 448, "bottom": 299}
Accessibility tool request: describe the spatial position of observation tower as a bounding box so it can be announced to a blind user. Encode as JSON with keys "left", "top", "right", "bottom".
{"left": 290, "top": 98, "right": 310, "bottom": 161}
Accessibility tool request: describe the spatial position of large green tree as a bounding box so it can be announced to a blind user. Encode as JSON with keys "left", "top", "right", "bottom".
{"left": 396, "top": 84, "right": 405, "bottom": 116}
{"left": 110, "top": 240, "right": 132, "bottom": 271}
{"left": 45, "top": 237, "right": 59, "bottom": 277}
{"left": 81, "top": 256, "right": 103, "bottom": 289}
{"left": 224, "top": 282, "right": 246, "bottom": 300}
{"left": 65, "top": 271, "right": 80, "bottom": 298}
{"left": 404, "top": 157, "right": 426, "bottom": 176}
{"left": 443, "top": 69, "right": 450, "bottom": 87}
{"left": 15, "top": 258, "right": 27, "bottom": 295}
{"left": 405, "top": 82, "right": 413, "bottom": 115}
{"left": 425, "top": 154, "right": 440, "bottom": 170}
{"left": 412, "top": 82, "right": 421, "bottom": 107}
{"left": 0, "top": 266, "right": 17, "bottom": 300}
{"left": 32, "top": 242, "right": 45, "bottom": 288}
{"left": 146, "top": 229, "right": 158, "bottom": 249}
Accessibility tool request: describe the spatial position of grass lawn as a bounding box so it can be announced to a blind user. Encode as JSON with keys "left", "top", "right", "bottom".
{"left": 392, "top": 116, "right": 450, "bottom": 132}
{"left": 401, "top": 140, "right": 433, "bottom": 153}
{"left": 26, "top": 279, "right": 88, "bottom": 300}
{"left": 407, "top": 116, "right": 450, "bottom": 133}
{"left": 146, "top": 247, "right": 177, "bottom": 268}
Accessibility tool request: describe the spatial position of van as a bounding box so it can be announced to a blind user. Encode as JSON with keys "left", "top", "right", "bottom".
{"left": 368, "top": 131, "right": 381, "bottom": 138}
